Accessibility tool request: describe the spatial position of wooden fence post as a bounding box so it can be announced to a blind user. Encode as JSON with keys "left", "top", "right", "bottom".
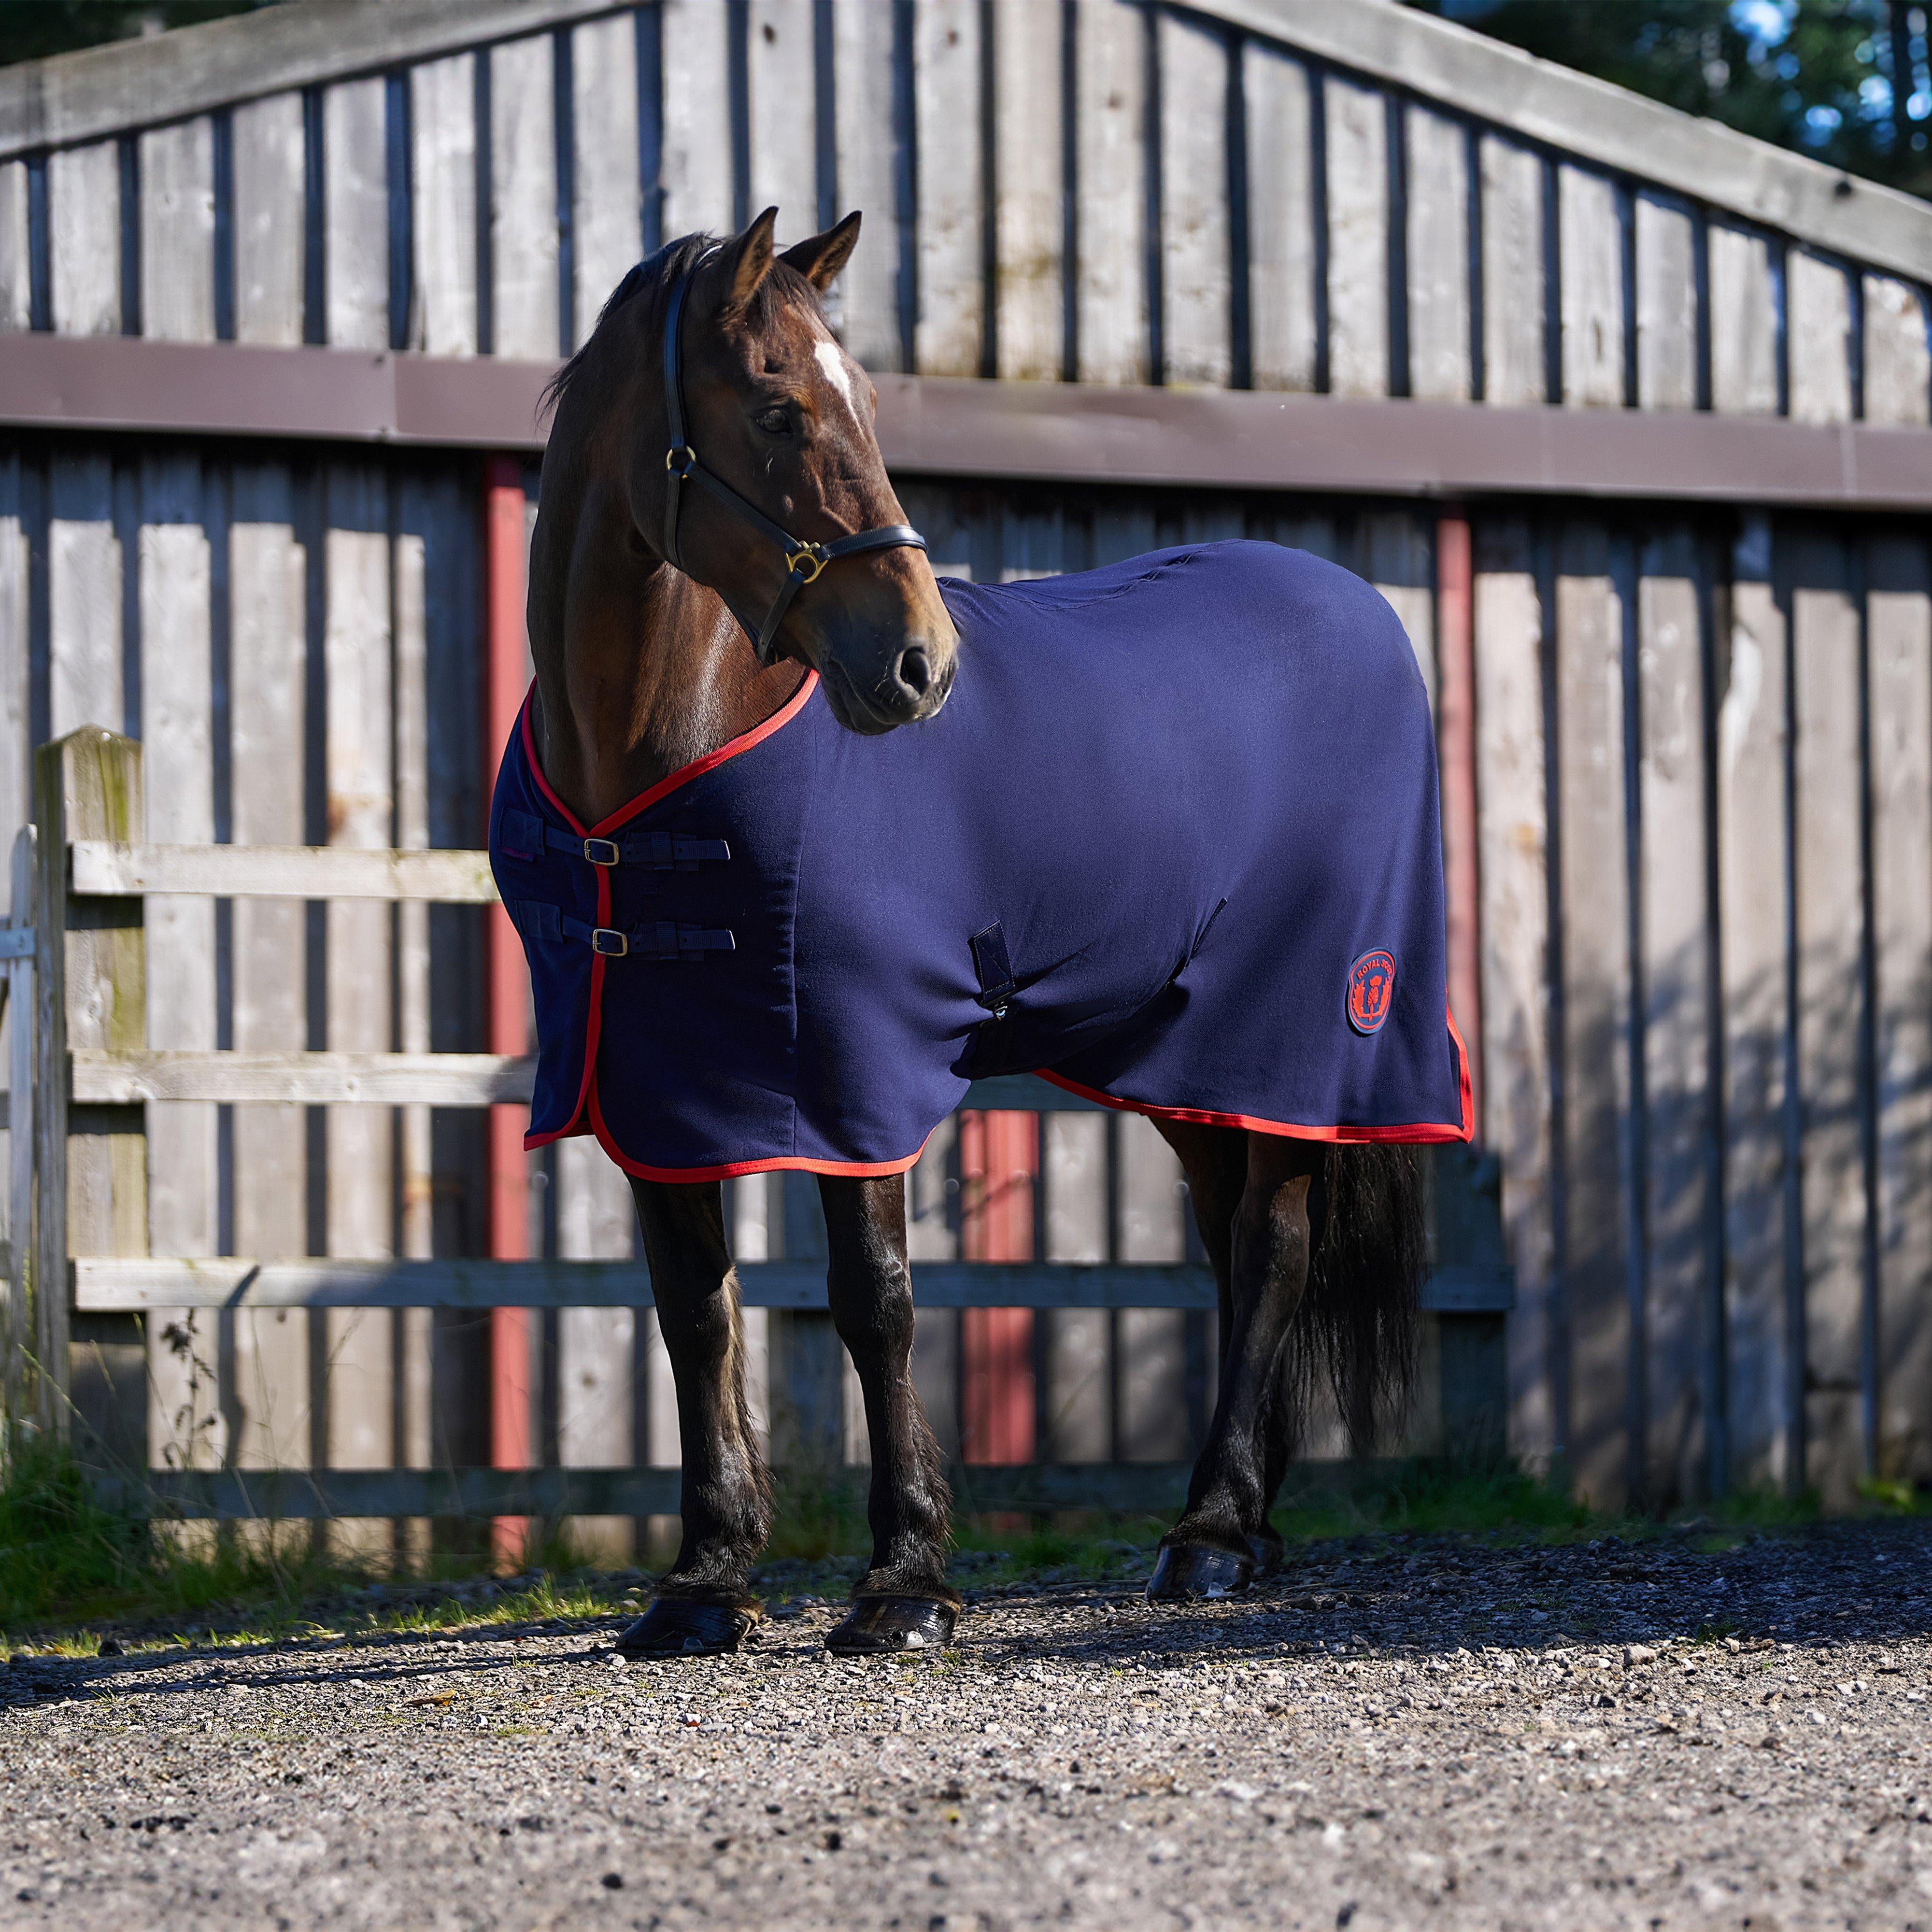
{"left": 3, "top": 825, "right": 35, "bottom": 1428}
{"left": 33, "top": 730, "right": 146, "bottom": 1449}
{"left": 765, "top": 1174, "right": 844, "bottom": 1474}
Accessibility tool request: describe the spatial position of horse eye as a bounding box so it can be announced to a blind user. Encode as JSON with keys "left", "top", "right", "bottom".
{"left": 754, "top": 407, "right": 793, "bottom": 436}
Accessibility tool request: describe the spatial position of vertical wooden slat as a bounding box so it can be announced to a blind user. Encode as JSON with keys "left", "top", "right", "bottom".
{"left": 905, "top": 1118, "right": 960, "bottom": 1460}
{"left": 1323, "top": 75, "right": 1388, "bottom": 400}
{"left": 1788, "top": 254, "right": 1852, "bottom": 425}
{"left": 1789, "top": 527, "right": 1865, "bottom": 1506}
{"left": 1043, "top": 1111, "right": 1108, "bottom": 1462}
{"left": 1478, "top": 135, "right": 1542, "bottom": 408}
{"left": 1636, "top": 529, "right": 1713, "bottom": 1502}
{"left": 324, "top": 80, "right": 389, "bottom": 350}
{"left": 1158, "top": 11, "right": 1230, "bottom": 389}
{"left": 140, "top": 454, "right": 221, "bottom": 1473}
{"left": 323, "top": 469, "right": 395, "bottom": 1542}
{"left": 490, "top": 35, "right": 560, "bottom": 359}
{"left": 1868, "top": 531, "right": 1932, "bottom": 1483}
{"left": 0, "top": 160, "right": 28, "bottom": 330}
{"left": 1555, "top": 524, "right": 1634, "bottom": 1506}
{"left": 1863, "top": 274, "right": 1930, "bottom": 426}
{"left": 48, "top": 455, "right": 123, "bottom": 738}
{"left": 1558, "top": 166, "right": 1622, "bottom": 408}
{"left": 228, "top": 474, "right": 310, "bottom": 1479}
{"left": 1404, "top": 104, "right": 1469, "bottom": 404}
{"left": 958, "top": 1110, "right": 1036, "bottom": 1465}
{"left": 1074, "top": 0, "right": 1148, "bottom": 387}
{"left": 1634, "top": 193, "right": 1696, "bottom": 411}
{"left": 556, "top": 1138, "right": 637, "bottom": 1562}
{"left": 746, "top": 0, "right": 817, "bottom": 239}
{"left": 572, "top": 14, "right": 644, "bottom": 346}
{"left": 1115, "top": 1113, "right": 1186, "bottom": 1460}
{"left": 49, "top": 141, "right": 120, "bottom": 337}
{"left": 661, "top": 0, "right": 734, "bottom": 237}
{"left": 139, "top": 119, "right": 215, "bottom": 343}
{"left": 1718, "top": 512, "right": 1789, "bottom": 1493}
{"left": 411, "top": 56, "right": 479, "bottom": 357}
{"left": 1708, "top": 225, "right": 1778, "bottom": 416}
{"left": 913, "top": 0, "right": 982, "bottom": 377}
{"left": 0, "top": 455, "right": 28, "bottom": 897}
{"left": 233, "top": 93, "right": 305, "bottom": 347}
{"left": 1473, "top": 519, "right": 1554, "bottom": 1462}
{"left": 6, "top": 829, "right": 33, "bottom": 1421}
{"left": 1363, "top": 511, "right": 1436, "bottom": 715}
{"left": 991, "top": 0, "right": 1063, "bottom": 382}
{"left": 831, "top": 0, "right": 902, "bottom": 371}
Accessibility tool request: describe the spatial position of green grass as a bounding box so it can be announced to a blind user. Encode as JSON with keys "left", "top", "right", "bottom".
{"left": 0, "top": 1438, "right": 1922, "bottom": 1656}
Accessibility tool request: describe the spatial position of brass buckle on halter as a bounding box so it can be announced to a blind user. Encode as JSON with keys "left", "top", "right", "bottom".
{"left": 666, "top": 446, "right": 697, "bottom": 479}
{"left": 590, "top": 928, "right": 629, "bottom": 957}
{"left": 582, "top": 838, "right": 620, "bottom": 867}
{"left": 785, "top": 544, "right": 829, "bottom": 585}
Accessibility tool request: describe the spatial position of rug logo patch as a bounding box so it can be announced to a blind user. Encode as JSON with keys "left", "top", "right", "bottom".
{"left": 1347, "top": 950, "right": 1396, "bottom": 1036}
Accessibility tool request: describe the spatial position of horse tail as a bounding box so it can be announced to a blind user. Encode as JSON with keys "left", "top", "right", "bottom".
{"left": 1281, "top": 1143, "right": 1425, "bottom": 1456}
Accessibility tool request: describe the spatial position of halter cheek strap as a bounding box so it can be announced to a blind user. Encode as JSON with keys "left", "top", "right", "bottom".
{"left": 660, "top": 256, "right": 929, "bottom": 667}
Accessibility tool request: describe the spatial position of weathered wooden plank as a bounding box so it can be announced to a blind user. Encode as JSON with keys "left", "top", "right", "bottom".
{"left": 1159, "top": 11, "right": 1230, "bottom": 390}
{"left": 904, "top": 1113, "right": 958, "bottom": 1457}
{"left": 660, "top": 0, "right": 733, "bottom": 238}
{"left": 1555, "top": 523, "right": 1634, "bottom": 1508}
{"left": 48, "top": 454, "right": 122, "bottom": 744}
{"left": 1472, "top": 517, "right": 1553, "bottom": 1462}
{"left": 1867, "top": 530, "right": 1932, "bottom": 1484}
{"left": 70, "top": 840, "right": 498, "bottom": 901}
{"left": 1789, "top": 526, "right": 1865, "bottom": 1506}
{"left": 746, "top": 0, "right": 817, "bottom": 243}
{"left": 322, "top": 470, "right": 395, "bottom": 1524}
{"left": 489, "top": 34, "right": 559, "bottom": 360}
{"left": 138, "top": 454, "right": 220, "bottom": 1473}
{"left": 1074, "top": 0, "right": 1148, "bottom": 388}
{"left": 49, "top": 140, "right": 119, "bottom": 337}
{"left": 0, "top": 455, "right": 27, "bottom": 890}
{"left": 1479, "top": 135, "right": 1542, "bottom": 407}
{"left": 1043, "top": 1110, "right": 1108, "bottom": 1462}
{"left": 1636, "top": 529, "right": 1712, "bottom": 1503}
{"left": 1324, "top": 74, "right": 1388, "bottom": 400}
{"left": 913, "top": 0, "right": 982, "bottom": 378}
{"left": 1404, "top": 104, "right": 1469, "bottom": 404}
{"left": 0, "top": 160, "right": 28, "bottom": 330}
{"left": 1115, "top": 1112, "right": 1186, "bottom": 1459}
{"left": 410, "top": 55, "right": 479, "bottom": 356}
{"left": 324, "top": 79, "right": 388, "bottom": 350}
{"left": 1558, "top": 165, "right": 1622, "bottom": 408}
{"left": 1863, "top": 275, "right": 1930, "bottom": 427}
{"left": 571, "top": 14, "right": 643, "bottom": 350}
{"left": 139, "top": 117, "right": 215, "bottom": 343}
{"left": 1634, "top": 192, "right": 1696, "bottom": 410}
{"left": 232, "top": 91, "right": 305, "bottom": 346}
{"left": 1362, "top": 511, "right": 1436, "bottom": 715}
{"left": 228, "top": 464, "right": 310, "bottom": 1475}
{"left": 1718, "top": 511, "right": 1789, "bottom": 1493}
{"left": 1788, "top": 252, "right": 1851, "bottom": 426}
{"left": 1241, "top": 41, "right": 1312, "bottom": 393}
{"left": 831, "top": 0, "right": 902, "bottom": 371}
{"left": 6, "top": 829, "right": 34, "bottom": 1418}
{"left": 991, "top": 0, "right": 1062, "bottom": 383}
{"left": 1708, "top": 224, "right": 1777, "bottom": 416}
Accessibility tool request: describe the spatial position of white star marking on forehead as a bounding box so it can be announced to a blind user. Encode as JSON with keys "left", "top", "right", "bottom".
{"left": 813, "top": 338, "right": 858, "bottom": 416}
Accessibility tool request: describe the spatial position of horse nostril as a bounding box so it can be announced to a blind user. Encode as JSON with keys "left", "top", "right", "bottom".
{"left": 895, "top": 646, "right": 932, "bottom": 698}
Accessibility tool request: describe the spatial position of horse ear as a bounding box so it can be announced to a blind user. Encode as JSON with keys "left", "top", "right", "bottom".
{"left": 723, "top": 205, "right": 780, "bottom": 310}
{"left": 778, "top": 211, "right": 862, "bottom": 293}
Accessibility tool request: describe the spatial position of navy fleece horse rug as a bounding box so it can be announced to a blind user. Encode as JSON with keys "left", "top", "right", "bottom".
{"left": 490, "top": 540, "right": 1472, "bottom": 1181}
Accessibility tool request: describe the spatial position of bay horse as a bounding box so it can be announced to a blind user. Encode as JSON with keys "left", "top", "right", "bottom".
{"left": 515, "top": 208, "right": 1444, "bottom": 1659}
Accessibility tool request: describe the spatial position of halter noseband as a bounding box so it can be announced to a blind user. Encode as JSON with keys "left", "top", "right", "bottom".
{"left": 659, "top": 253, "right": 929, "bottom": 667}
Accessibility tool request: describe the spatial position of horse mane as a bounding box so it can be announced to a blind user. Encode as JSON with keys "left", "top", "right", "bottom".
{"left": 539, "top": 231, "right": 827, "bottom": 427}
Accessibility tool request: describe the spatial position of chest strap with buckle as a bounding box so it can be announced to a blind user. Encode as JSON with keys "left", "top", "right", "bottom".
{"left": 511, "top": 901, "right": 736, "bottom": 961}
{"left": 503, "top": 810, "right": 729, "bottom": 871}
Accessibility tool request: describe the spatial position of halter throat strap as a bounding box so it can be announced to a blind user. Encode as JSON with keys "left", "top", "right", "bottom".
{"left": 659, "top": 254, "right": 928, "bottom": 667}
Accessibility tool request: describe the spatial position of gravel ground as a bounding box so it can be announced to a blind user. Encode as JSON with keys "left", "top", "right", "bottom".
{"left": 2, "top": 1520, "right": 1932, "bottom": 1930}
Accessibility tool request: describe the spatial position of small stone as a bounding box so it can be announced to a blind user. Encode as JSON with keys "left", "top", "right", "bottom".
{"left": 600, "top": 1874, "right": 624, "bottom": 1891}
{"left": 1623, "top": 1645, "right": 1657, "bottom": 1668}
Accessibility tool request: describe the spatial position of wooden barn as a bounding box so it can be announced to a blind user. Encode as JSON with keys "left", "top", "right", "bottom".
{"left": 0, "top": 0, "right": 1929, "bottom": 1533}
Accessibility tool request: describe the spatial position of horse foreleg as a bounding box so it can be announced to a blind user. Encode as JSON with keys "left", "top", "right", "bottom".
{"left": 1147, "top": 1133, "right": 1321, "bottom": 1602}
{"left": 817, "top": 1173, "right": 960, "bottom": 1654}
{"left": 614, "top": 1176, "right": 771, "bottom": 1658}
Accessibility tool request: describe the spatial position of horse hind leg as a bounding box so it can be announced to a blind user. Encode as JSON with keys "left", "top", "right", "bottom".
{"left": 817, "top": 1173, "right": 959, "bottom": 1655}
{"left": 614, "top": 1176, "right": 772, "bottom": 1659}
{"left": 1148, "top": 1132, "right": 1321, "bottom": 1602}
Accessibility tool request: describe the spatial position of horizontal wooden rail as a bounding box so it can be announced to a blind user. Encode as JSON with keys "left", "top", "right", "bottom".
{"left": 114, "top": 1460, "right": 1201, "bottom": 1521}
{"left": 72, "top": 1255, "right": 1511, "bottom": 1313}
{"left": 69, "top": 840, "right": 499, "bottom": 902}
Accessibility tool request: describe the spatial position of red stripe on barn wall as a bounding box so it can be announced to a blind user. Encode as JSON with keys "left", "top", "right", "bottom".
{"left": 959, "top": 1110, "right": 1038, "bottom": 1464}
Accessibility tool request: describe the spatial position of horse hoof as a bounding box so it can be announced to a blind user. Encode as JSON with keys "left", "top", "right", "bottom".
{"left": 1146, "top": 1543, "right": 1254, "bottom": 1602}
{"left": 824, "top": 1595, "right": 958, "bottom": 1656}
{"left": 1248, "top": 1530, "right": 1286, "bottom": 1578}
{"left": 614, "top": 1598, "right": 759, "bottom": 1659}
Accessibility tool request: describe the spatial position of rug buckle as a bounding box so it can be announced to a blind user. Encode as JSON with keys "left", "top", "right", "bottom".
{"left": 590, "top": 927, "right": 629, "bottom": 957}
{"left": 582, "top": 837, "right": 620, "bottom": 867}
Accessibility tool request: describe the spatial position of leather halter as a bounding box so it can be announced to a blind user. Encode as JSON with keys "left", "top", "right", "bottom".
{"left": 659, "top": 251, "right": 928, "bottom": 667}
